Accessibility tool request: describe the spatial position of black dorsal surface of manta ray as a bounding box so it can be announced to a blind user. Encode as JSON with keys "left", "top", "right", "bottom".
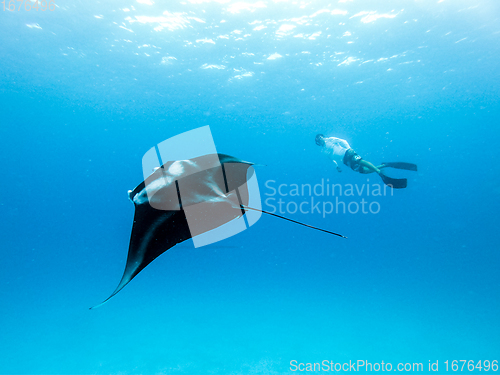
{"left": 91, "top": 153, "right": 345, "bottom": 309}
{"left": 91, "top": 153, "right": 255, "bottom": 309}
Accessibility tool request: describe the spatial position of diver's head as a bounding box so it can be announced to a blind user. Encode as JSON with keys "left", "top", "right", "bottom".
{"left": 315, "top": 134, "right": 325, "bottom": 147}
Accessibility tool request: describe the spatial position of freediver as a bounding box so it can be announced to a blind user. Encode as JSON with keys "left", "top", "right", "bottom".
{"left": 315, "top": 134, "right": 417, "bottom": 189}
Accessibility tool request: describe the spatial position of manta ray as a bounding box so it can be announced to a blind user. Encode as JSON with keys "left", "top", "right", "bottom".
{"left": 91, "top": 153, "right": 345, "bottom": 308}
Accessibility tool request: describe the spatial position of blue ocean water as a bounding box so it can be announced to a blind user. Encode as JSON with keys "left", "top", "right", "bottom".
{"left": 1, "top": 0, "right": 499, "bottom": 373}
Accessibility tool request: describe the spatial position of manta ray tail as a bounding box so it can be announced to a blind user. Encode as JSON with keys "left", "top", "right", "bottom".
{"left": 242, "top": 206, "right": 347, "bottom": 239}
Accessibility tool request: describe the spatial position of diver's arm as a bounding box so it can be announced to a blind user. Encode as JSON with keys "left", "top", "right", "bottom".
{"left": 327, "top": 152, "right": 342, "bottom": 172}
{"left": 332, "top": 159, "right": 342, "bottom": 172}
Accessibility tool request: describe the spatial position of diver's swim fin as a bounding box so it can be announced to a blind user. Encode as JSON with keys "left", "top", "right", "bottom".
{"left": 381, "top": 162, "right": 417, "bottom": 171}
{"left": 379, "top": 171, "right": 407, "bottom": 189}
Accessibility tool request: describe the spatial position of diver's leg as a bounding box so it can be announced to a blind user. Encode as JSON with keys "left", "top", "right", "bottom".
{"left": 358, "top": 166, "right": 373, "bottom": 174}
{"left": 358, "top": 160, "right": 380, "bottom": 174}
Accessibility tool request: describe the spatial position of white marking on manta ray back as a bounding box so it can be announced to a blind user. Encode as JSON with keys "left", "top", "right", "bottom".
{"left": 167, "top": 161, "right": 185, "bottom": 176}
{"left": 167, "top": 160, "right": 199, "bottom": 177}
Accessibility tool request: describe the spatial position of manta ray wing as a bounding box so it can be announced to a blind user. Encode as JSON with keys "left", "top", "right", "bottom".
{"left": 91, "top": 154, "right": 254, "bottom": 308}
